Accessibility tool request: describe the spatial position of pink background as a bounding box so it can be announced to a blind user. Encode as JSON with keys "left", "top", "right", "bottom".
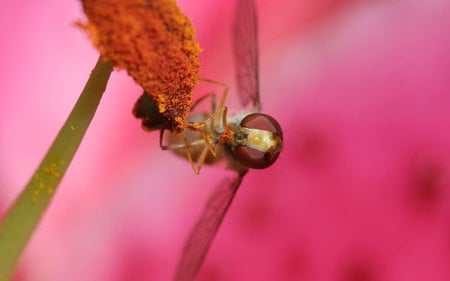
{"left": 1, "top": 0, "right": 450, "bottom": 280}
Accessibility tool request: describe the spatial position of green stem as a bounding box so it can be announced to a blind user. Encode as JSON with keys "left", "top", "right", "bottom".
{"left": 0, "top": 57, "right": 113, "bottom": 281}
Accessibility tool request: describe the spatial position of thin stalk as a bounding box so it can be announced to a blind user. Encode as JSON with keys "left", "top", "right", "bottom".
{"left": 0, "top": 57, "right": 113, "bottom": 281}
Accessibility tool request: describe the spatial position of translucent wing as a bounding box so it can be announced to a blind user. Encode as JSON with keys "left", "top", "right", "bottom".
{"left": 233, "top": 0, "right": 260, "bottom": 111}
{"left": 173, "top": 170, "right": 248, "bottom": 281}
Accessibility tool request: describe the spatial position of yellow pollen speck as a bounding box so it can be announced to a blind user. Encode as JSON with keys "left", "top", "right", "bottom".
{"left": 32, "top": 190, "right": 40, "bottom": 202}
{"left": 32, "top": 173, "right": 40, "bottom": 182}
{"left": 187, "top": 122, "right": 204, "bottom": 131}
{"left": 157, "top": 94, "right": 167, "bottom": 113}
{"left": 45, "top": 164, "right": 61, "bottom": 178}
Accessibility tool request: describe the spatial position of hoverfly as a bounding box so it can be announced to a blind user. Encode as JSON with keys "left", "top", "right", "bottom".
{"left": 167, "top": 0, "right": 284, "bottom": 280}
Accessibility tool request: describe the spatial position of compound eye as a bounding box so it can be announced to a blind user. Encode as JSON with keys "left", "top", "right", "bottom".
{"left": 234, "top": 113, "right": 283, "bottom": 169}
{"left": 241, "top": 113, "right": 283, "bottom": 133}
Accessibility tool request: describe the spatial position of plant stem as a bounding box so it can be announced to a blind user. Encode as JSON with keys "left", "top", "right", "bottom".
{"left": 0, "top": 57, "right": 113, "bottom": 281}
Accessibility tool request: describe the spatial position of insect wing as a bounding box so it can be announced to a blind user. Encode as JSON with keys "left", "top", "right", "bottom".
{"left": 174, "top": 170, "right": 248, "bottom": 281}
{"left": 233, "top": 0, "right": 260, "bottom": 111}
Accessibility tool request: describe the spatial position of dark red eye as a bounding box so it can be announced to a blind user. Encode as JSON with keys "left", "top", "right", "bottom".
{"left": 234, "top": 113, "right": 283, "bottom": 169}
{"left": 241, "top": 113, "right": 283, "bottom": 133}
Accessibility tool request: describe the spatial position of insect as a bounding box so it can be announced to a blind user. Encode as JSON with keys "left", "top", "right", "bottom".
{"left": 170, "top": 0, "right": 284, "bottom": 280}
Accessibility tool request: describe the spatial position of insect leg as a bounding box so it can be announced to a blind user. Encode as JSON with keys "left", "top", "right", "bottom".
{"left": 198, "top": 77, "right": 229, "bottom": 127}
{"left": 160, "top": 128, "right": 205, "bottom": 173}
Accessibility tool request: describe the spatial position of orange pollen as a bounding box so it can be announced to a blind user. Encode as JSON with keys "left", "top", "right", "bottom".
{"left": 220, "top": 126, "right": 235, "bottom": 143}
{"left": 80, "top": 0, "right": 201, "bottom": 132}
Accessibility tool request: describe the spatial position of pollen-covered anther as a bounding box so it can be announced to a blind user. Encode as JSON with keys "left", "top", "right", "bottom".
{"left": 80, "top": 0, "right": 201, "bottom": 132}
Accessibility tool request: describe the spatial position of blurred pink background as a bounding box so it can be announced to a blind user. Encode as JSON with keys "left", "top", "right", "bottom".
{"left": 1, "top": 0, "right": 450, "bottom": 280}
